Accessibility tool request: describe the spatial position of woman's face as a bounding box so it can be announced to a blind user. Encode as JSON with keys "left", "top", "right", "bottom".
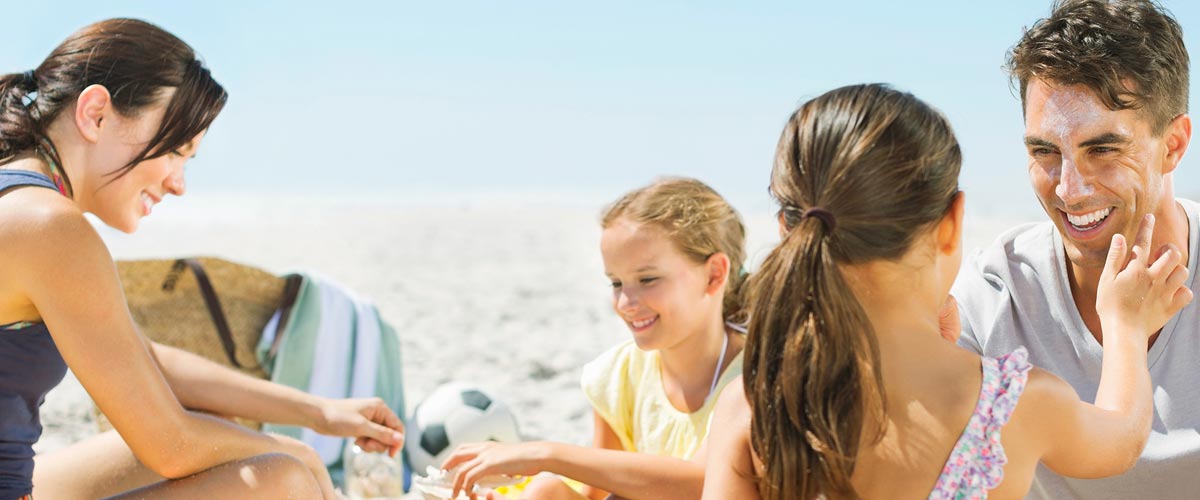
{"left": 78, "top": 91, "right": 203, "bottom": 234}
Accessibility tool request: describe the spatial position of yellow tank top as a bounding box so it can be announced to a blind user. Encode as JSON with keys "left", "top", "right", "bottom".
{"left": 580, "top": 339, "right": 744, "bottom": 459}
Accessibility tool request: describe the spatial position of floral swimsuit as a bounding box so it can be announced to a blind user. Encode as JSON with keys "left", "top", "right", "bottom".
{"left": 928, "top": 347, "right": 1031, "bottom": 500}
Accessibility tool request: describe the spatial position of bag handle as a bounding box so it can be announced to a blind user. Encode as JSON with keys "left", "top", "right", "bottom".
{"left": 167, "top": 259, "right": 243, "bottom": 368}
{"left": 268, "top": 274, "right": 305, "bottom": 360}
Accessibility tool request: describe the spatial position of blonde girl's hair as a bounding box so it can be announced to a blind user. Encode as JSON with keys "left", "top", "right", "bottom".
{"left": 601, "top": 177, "right": 748, "bottom": 326}
{"left": 745, "top": 84, "right": 961, "bottom": 500}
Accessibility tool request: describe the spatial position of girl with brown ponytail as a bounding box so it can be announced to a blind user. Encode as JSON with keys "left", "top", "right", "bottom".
{"left": 701, "top": 84, "right": 1191, "bottom": 499}
{"left": 0, "top": 19, "right": 405, "bottom": 500}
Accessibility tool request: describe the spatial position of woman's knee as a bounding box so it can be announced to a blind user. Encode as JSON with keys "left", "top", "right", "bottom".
{"left": 243, "top": 452, "right": 322, "bottom": 498}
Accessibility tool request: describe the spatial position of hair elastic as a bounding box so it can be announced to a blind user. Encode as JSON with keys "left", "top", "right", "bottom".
{"left": 802, "top": 207, "right": 837, "bottom": 232}
{"left": 21, "top": 70, "right": 35, "bottom": 88}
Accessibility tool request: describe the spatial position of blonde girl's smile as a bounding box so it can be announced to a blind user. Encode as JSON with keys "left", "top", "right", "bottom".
{"left": 628, "top": 316, "right": 659, "bottom": 332}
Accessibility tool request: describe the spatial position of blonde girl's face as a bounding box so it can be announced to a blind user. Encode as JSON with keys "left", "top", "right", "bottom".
{"left": 601, "top": 219, "right": 720, "bottom": 351}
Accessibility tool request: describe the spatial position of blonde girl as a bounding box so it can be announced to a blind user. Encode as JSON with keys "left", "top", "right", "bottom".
{"left": 701, "top": 84, "right": 1191, "bottom": 499}
{"left": 444, "top": 177, "right": 748, "bottom": 500}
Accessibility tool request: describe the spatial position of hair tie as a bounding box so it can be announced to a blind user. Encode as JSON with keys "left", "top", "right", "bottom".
{"left": 21, "top": 70, "right": 35, "bottom": 88}
{"left": 802, "top": 207, "right": 837, "bottom": 232}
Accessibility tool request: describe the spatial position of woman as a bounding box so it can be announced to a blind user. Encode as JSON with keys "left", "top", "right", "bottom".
{"left": 0, "top": 19, "right": 404, "bottom": 500}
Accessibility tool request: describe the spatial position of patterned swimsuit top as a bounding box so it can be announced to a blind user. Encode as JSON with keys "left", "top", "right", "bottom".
{"left": 928, "top": 347, "right": 1032, "bottom": 500}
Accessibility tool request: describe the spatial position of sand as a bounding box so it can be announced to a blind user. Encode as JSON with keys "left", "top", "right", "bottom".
{"left": 35, "top": 193, "right": 1035, "bottom": 496}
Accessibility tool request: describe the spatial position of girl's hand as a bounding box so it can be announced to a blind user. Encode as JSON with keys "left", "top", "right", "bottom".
{"left": 938, "top": 294, "right": 961, "bottom": 343}
{"left": 313, "top": 397, "right": 405, "bottom": 457}
{"left": 1096, "top": 214, "right": 1193, "bottom": 341}
{"left": 442, "top": 441, "right": 547, "bottom": 499}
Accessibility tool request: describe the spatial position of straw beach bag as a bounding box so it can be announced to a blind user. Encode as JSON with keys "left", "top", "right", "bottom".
{"left": 94, "top": 257, "right": 302, "bottom": 430}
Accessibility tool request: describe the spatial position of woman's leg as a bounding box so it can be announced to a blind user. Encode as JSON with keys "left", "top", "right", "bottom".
{"left": 33, "top": 430, "right": 321, "bottom": 500}
{"left": 102, "top": 453, "right": 320, "bottom": 500}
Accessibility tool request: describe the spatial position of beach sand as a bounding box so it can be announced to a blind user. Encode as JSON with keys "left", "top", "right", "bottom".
{"left": 35, "top": 194, "right": 1034, "bottom": 496}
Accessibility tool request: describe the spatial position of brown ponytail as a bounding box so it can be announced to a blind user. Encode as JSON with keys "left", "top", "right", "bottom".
{"left": 744, "top": 83, "right": 961, "bottom": 500}
{"left": 0, "top": 71, "right": 42, "bottom": 163}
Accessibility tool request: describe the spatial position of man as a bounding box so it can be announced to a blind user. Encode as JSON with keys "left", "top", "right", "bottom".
{"left": 953, "top": 0, "right": 1199, "bottom": 497}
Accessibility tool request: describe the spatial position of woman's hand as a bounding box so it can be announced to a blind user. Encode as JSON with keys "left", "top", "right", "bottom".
{"left": 442, "top": 441, "right": 550, "bottom": 499}
{"left": 312, "top": 397, "right": 405, "bottom": 457}
{"left": 1096, "top": 214, "right": 1192, "bottom": 342}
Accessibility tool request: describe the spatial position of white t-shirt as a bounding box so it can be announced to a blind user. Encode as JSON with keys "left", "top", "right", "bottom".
{"left": 954, "top": 198, "right": 1200, "bottom": 499}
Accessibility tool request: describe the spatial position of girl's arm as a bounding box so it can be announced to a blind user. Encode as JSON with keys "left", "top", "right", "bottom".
{"left": 15, "top": 200, "right": 335, "bottom": 494}
{"left": 442, "top": 411, "right": 704, "bottom": 500}
{"left": 1030, "top": 216, "right": 1191, "bottom": 477}
{"left": 147, "top": 340, "right": 404, "bottom": 454}
{"left": 701, "top": 379, "right": 760, "bottom": 500}
{"left": 580, "top": 410, "right": 623, "bottom": 500}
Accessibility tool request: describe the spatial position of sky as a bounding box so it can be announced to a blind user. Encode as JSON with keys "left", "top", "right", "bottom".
{"left": 4, "top": 0, "right": 1199, "bottom": 217}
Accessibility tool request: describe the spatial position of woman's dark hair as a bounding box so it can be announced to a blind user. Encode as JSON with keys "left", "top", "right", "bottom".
{"left": 0, "top": 18, "right": 227, "bottom": 190}
{"left": 744, "top": 83, "right": 961, "bottom": 500}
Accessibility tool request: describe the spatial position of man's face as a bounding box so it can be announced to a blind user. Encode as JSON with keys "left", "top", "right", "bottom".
{"left": 1024, "top": 78, "right": 1172, "bottom": 270}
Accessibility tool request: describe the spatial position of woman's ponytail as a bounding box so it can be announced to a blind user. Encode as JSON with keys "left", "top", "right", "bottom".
{"left": 0, "top": 71, "right": 41, "bottom": 164}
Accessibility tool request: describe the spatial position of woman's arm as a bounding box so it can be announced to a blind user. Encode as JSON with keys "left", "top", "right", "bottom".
{"left": 13, "top": 199, "right": 334, "bottom": 493}
{"left": 443, "top": 411, "right": 704, "bottom": 500}
{"left": 701, "top": 379, "right": 759, "bottom": 500}
{"left": 148, "top": 340, "right": 404, "bottom": 454}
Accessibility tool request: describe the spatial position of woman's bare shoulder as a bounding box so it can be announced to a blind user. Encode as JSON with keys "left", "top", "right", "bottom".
{"left": 0, "top": 187, "right": 108, "bottom": 283}
{"left": 0, "top": 186, "right": 88, "bottom": 238}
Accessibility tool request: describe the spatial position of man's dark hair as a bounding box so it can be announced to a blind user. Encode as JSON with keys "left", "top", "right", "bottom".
{"left": 1008, "top": 0, "right": 1189, "bottom": 133}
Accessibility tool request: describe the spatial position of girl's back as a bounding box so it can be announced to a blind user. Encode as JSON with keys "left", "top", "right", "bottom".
{"left": 851, "top": 339, "right": 1039, "bottom": 500}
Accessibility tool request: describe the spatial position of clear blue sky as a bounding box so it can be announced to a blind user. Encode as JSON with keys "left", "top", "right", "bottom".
{"left": 6, "top": 1, "right": 1199, "bottom": 216}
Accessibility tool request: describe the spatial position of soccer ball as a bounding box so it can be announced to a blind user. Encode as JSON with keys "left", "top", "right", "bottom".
{"left": 405, "top": 382, "right": 522, "bottom": 472}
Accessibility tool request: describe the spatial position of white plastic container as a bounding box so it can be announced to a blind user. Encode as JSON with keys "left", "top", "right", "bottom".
{"left": 342, "top": 443, "right": 405, "bottom": 500}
